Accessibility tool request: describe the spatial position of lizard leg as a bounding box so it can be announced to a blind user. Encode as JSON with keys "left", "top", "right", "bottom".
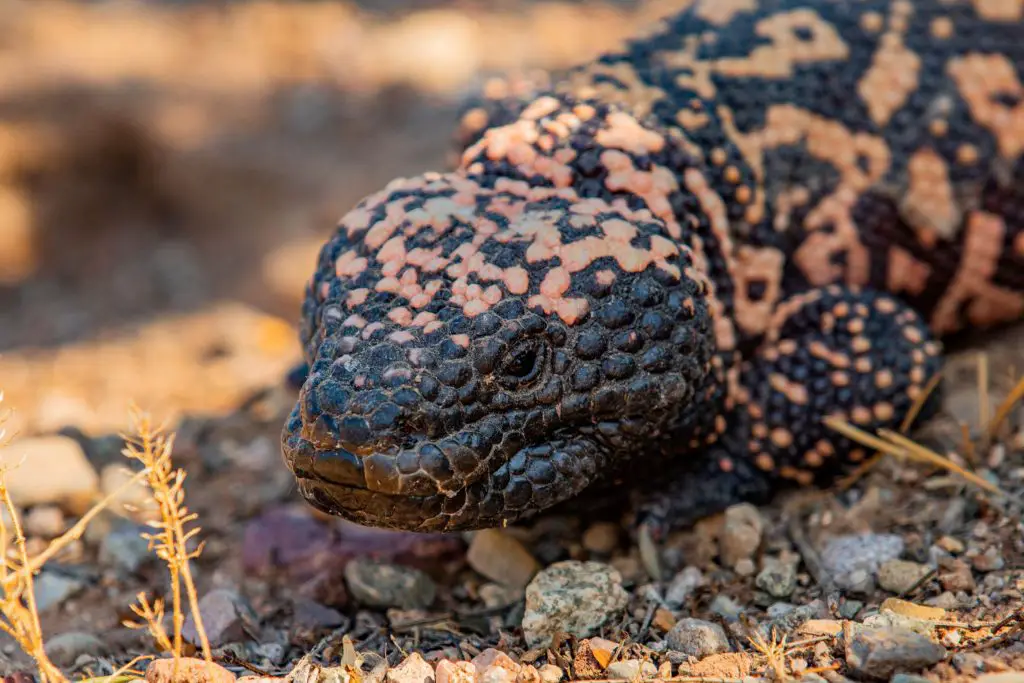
{"left": 635, "top": 285, "right": 944, "bottom": 535}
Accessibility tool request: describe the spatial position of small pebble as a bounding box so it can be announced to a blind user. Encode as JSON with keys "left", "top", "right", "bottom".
{"left": 581, "top": 522, "right": 619, "bottom": 554}
{"left": 43, "top": 631, "right": 109, "bottom": 668}
{"left": 926, "top": 591, "right": 962, "bottom": 610}
{"left": 709, "top": 594, "right": 743, "bottom": 621}
{"left": 719, "top": 503, "right": 763, "bottom": 569}
{"left": 891, "top": 675, "right": 932, "bottom": 683}
{"left": 467, "top": 529, "right": 539, "bottom": 589}
{"left": 733, "top": 558, "right": 756, "bottom": 576}
{"left": 1, "top": 436, "right": 100, "bottom": 514}
{"left": 939, "top": 559, "right": 976, "bottom": 593}
{"left": 880, "top": 598, "right": 946, "bottom": 622}
{"left": 756, "top": 557, "right": 797, "bottom": 598}
{"left": 98, "top": 521, "right": 152, "bottom": 574}
{"left": 33, "top": 570, "right": 85, "bottom": 612}
{"left": 345, "top": 558, "right": 437, "bottom": 609}
{"left": 471, "top": 649, "right": 519, "bottom": 675}
{"left": 665, "top": 566, "right": 704, "bottom": 607}
{"left": 878, "top": 559, "right": 932, "bottom": 594}
{"left": 652, "top": 607, "right": 676, "bottom": 632}
{"left": 537, "top": 664, "right": 563, "bottom": 683}
{"left": 797, "top": 619, "right": 843, "bottom": 637}
{"left": 935, "top": 536, "right": 964, "bottom": 554}
{"left": 666, "top": 618, "right": 730, "bottom": 658}
{"left": 820, "top": 533, "right": 904, "bottom": 592}
{"left": 435, "top": 660, "right": 477, "bottom": 683}
{"left": 605, "top": 660, "right": 657, "bottom": 681}
{"left": 971, "top": 547, "right": 1005, "bottom": 572}
{"left": 291, "top": 599, "right": 344, "bottom": 631}
{"left": 183, "top": 588, "right": 258, "bottom": 647}
{"left": 24, "top": 505, "right": 64, "bottom": 538}
{"left": 521, "top": 561, "right": 628, "bottom": 647}
{"left": 684, "top": 652, "right": 752, "bottom": 679}
{"left": 145, "top": 657, "right": 236, "bottom": 683}
{"left": 386, "top": 653, "right": 435, "bottom": 683}
{"left": 845, "top": 623, "right": 946, "bottom": 680}
{"left": 838, "top": 599, "right": 863, "bottom": 619}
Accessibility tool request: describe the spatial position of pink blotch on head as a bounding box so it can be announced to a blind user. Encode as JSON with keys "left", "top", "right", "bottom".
{"left": 650, "top": 235, "right": 680, "bottom": 259}
{"left": 540, "top": 267, "right": 572, "bottom": 298}
{"left": 361, "top": 322, "right": 384, "bottom": 339}
{"left": 342, "top": 314, "right": 367, "bottom": 329}
{"left": 483, "top": 285, "right": 503, "bottom": 305}
{"left": 388, "top": 307, "right": 413, "bottom": 326}
{"left": 602, "top": 218, "right": 637, "bottom": 242}
{"left": 556, "top": 298, "right": 591, "bottom": 325}
{"left": 377, "top": 236, "right": 407, "bottom": 264}
{"left": 376, "top": 277, "right": 400, "bottom": 293}
{"left": 399, "top": 268, "right": 418, "bottom": 286}
{"left": 388, "top": 330, "right": 415, "bottom": 344}
{"left": 347, "top": 288, "right": 370, "bottom": 308}
{"left": 319, "top": 281, "right": 331, "bottom": 299}
{"left": 452, "top": 334, "right": 470, "bottom": 348}
{"left": 336, "top": 251, "right": 369, "bottom": 278}
{"left": 464, "top": 299, "right": 490, "bottom": 317}
{"left": 412, "top": 311, "right": 437, "bottom": 327}
{"left": 410, "top": 293, "right": 432, "bottom": 308}
{"left": 595, "top": 270, "right": 616, "bottom": 286}
{"left": 503, "top": 267, "right": 530, "bottom": 294}
{"left": 423, "top": 321, "right": 444, "bottom": 334}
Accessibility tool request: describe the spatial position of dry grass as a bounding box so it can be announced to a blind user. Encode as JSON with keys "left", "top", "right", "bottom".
{"left": 0, "top": 393, "right": 212, "bottom": 681}
{"left": 828, "top": 351, "right": 1023, "bottom": 508}
{"left": 120, "top": 405, "right": 212, "bottom": 668}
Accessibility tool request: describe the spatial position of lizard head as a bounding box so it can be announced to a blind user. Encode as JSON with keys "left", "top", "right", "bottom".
{"left": 281, "top": 172, "right": 716, "bottom": 531}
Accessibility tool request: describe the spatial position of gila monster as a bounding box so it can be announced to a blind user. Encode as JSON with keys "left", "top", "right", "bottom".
{"left": 281, "top": 0, "right": 1024, "bottom": 534}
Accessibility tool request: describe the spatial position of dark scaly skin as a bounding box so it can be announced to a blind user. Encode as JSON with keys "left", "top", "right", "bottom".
{"left": 282, "top": 0, "right": 1024, "bottom": 533}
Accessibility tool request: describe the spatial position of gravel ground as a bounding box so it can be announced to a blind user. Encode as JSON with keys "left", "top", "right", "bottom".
{"left": 0, "top": 1, "right": 1023, "bottom": 681}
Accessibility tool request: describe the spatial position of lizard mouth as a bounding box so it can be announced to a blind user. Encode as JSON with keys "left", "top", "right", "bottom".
{"left": 281, "top": 400, "right": 606, "bottom": 532}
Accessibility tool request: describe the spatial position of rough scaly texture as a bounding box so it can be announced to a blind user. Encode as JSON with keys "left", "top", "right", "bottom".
{"left": 282, "top": 0, "right": 1024, "bottom": 533}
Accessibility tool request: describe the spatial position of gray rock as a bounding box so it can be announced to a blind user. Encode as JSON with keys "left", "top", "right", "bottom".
{"left": 666, "top": 618, "right": 731, "bottom": 658}
{"left": 878, "top": 560, "right": 932, "bottom": 594}
{"left": 521, "top": 561, "right": 628, "bottom": 648}
{"left": 34, "top": 571, "right": 85, "bottom": 612}
{"left": 182, "top": 587, "right": 258, "bottom": 647}
{"left": 756, "top": 557, "right": 798, "bottom": 598}
{"left": 709, "top": 594, "right": 744, "bottom": 621}
{"left": 44, "top": 631, "right": 109, "bottom": 668}
{"left": 838, "top": 600, "right": 863, "bottom": 619}
{"left": 292, "top": 599, "right": 344, "bottom": 630}
{"left": 821, "top": 533, "right": 904, "bottom": 591}
{"left": 891, "top": 674, "right": 933, "bottom": 683}
{"left": 344, "top": 558, "right": 437, "bottom": 610}
{"left": 98, "top": 522, "right": 152, "bottom": 574}
{"left": 605, "top": 660, "right": 657, "bottom": 680}
{"left": 665, "top": 566, "right": 705, "bottom": 608}
{"left": 720, "top": 504, "right": 764, "bottom": 568}
{"left": 845, "top": 623, "right": 946, "bottom": 679}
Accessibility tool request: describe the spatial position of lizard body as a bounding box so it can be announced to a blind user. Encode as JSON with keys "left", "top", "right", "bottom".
{"left": 282, "top": 0, "right": 1024, "bottom": 532}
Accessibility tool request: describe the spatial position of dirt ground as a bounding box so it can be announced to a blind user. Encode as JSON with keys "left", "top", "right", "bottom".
{"left": 0, "top": 1, "right": 1023, "bottom": 681}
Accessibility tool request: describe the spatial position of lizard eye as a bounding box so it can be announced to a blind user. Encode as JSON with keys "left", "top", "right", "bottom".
{"left": 499, "top": 340, "right": 545, "bottom": 387}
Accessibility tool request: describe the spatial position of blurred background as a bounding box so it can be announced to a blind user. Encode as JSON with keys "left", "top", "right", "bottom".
{"left": 0, "top": 0, "right": 690, "bottom": 437}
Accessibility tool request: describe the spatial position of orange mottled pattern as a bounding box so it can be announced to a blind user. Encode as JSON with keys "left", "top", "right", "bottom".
{"left": 281, "top": 0, "right": 1024, "bottom": 534}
